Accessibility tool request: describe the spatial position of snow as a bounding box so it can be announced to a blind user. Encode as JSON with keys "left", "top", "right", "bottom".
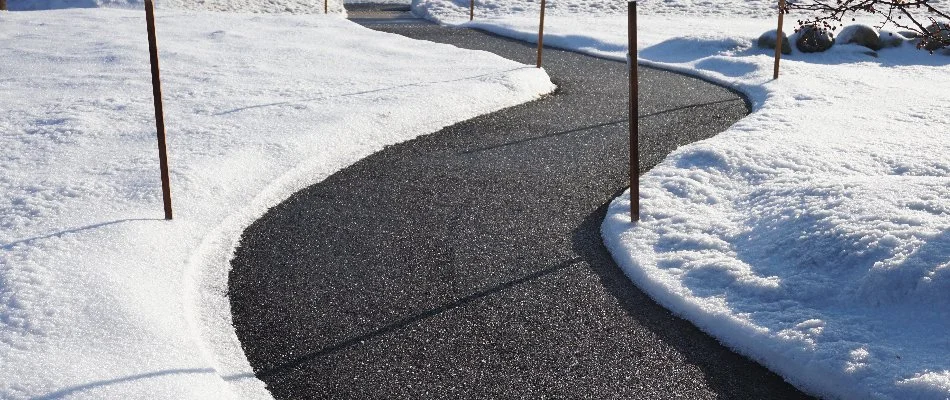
{"left": 413, "top": 0, "right": 950, "bottom": 399}
{"left": 0, "top": 5, "right": 553, "bottom": 400}
{"left": 8, "top": 0, "right": 347, "bottom": 14}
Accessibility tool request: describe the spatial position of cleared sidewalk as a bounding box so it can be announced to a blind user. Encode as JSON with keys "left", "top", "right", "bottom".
{"left": 228, "top": 6, "right": 811, "bottom": 399}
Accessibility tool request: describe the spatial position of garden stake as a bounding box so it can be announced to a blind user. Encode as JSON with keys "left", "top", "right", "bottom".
{"left": 629, "top": 1, "right": 639, "bottom": 222}
{"left": 774, "top": 0, "right": 785, "bottom": 79}
{"left": 145, "top": 0, "right": 173, "bottom": 220}
{"left": 536, "top": 0, "right": 546, "bottom": 68}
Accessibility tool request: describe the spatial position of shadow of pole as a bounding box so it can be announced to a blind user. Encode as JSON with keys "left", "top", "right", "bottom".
{"left": 460, "top": 97, "right": 744, "bottom": 156}
{"left": 213, "top": 67, "right": 529, "bottom": 116}
{"left": 460, "top": 119, "right": 627, "bottom": 154}
{"left": 3, "top": 218, "right": 164, "bottom": 250}
{"left": 638, "top": 97, "right": 744, "bottom": 118}
{"left": 30, "top": 368, "right": 263, "bottom": 399}
{"left": 252, "top": 257, "right": 584, "bottom": 379}
{"left": 31, "top": 368, "right": 216, "bottom": 400}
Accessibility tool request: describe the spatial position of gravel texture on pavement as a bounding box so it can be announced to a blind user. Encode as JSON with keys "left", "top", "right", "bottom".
{"left": 228, "top": 6, "right": 813, "bottom": 399}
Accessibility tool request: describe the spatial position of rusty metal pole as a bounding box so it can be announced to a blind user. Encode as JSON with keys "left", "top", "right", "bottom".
{"left": 629, "top": 1, "right": 639, "bottom": 222}
{"left": 773, "top": 0, "right": 785, "bottom": 79}
{"left": 536, "top": 0, "right": 546, "bottom": 68}
{"left": 145, "top": 0, "right": 173, "bottom": 220}
{"left": 470, "top": 0, "right": 474, "bottom": 21}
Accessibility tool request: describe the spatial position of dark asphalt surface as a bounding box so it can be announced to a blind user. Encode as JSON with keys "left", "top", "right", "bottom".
{"left": 228, "top": 6, "right": 813, "bottom": 399}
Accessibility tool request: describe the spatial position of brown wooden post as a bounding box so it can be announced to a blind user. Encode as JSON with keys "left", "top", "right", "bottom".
{"left": 773, "top": 0, "right": 785, "bottom": 79}
{"left": 629, "top": 1, "right": 639, "bottom": 222}
{"left": 325, "top": 0, "right": 328, "bottom": 14}
{"left": 145, "top": 0, "right": 173, "bottom": 220}
{"left": 536, "top": 0, "right": 546, "bottom": 68}
{"left": 470, "top": 0, "right": 474, "bottom": 21}
{"left": 0, "top": 0, "right": 7, "bottom": 11}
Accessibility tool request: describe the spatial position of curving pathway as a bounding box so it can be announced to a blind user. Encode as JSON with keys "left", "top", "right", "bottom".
{"left": 228, "top": 6, "right": 813, "bottom": 399}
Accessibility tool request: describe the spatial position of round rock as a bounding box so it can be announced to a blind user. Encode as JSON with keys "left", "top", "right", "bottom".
{"left": 879, "top": 32, "right": 907, "bottom": 49}
{"left": 922, "top": 23, "right": 950, "bottom": 51}
{"left": 757, "top": 29, "right": 792, "bottom": 54}
{"left": 795, "top": 24, "right": 835, "bottom": 53}
{"left": 837, "top": 24, "right": 880, "bottom": 50}
{"left": 897, "top": 30, "right": 919, "bottom": 39}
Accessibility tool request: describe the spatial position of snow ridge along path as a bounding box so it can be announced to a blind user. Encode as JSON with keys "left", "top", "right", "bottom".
{"left": 228, "top": 5, "right": 810, "bottom": 398}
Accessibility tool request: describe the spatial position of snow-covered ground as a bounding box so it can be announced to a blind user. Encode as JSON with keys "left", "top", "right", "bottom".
{"left": 413, "top": 0, "right": 950, "bottom": 398}
{"left": 5, "top": 0, "right": 949, "bottom": 397}
{"left": 0, "top": 4, "right": 553, "bottom": 399}
{"left": 7, "top": 0, "right": 348, "bottom": 14}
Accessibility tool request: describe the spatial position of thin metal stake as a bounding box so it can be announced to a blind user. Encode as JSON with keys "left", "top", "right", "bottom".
{"left": 629, "top": 1, "right": 639, "bottom": 222}
{"left": 773, "top": 0, "right": 785, "bottom": 79}
{"left": 145, "top": 0, "right": 173, "bottom": 220}
{"left": 536, "top": 0, "right": 546, "bottom": 68}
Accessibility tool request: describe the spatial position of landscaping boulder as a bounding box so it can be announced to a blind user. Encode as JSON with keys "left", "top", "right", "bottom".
{"left": 757, "top": 29, "right": 792, "bottom": 54}
{"left": 897, "top": 30, "right": 919, "bottom": 39}
{"left": 837, "top": 24, "right": 881, "bottom": 50}
{"left": 879, "top": 31, "right": 908, "bottom": 48}
{"left": 796, "top": 25, "right": 835, "bottom": 53}
{"left": 922, "top": 23, "right": 950, "bottom": 51}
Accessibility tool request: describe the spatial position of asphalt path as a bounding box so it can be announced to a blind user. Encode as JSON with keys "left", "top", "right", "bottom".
{"left": 228, "top": 6, "right": 813, "bottom": 399}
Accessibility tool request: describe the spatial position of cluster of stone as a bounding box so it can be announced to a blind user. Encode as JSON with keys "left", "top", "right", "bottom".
{"left": 755, "top": 23, "right": 949, "bottom": 55}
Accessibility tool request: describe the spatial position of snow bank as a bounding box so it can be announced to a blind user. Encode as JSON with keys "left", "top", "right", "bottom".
{"left": 7, "top": 0, "right": 347, "bottom": 14}
{"left": 413, "top": 0, "right": 950, "bottom": 398}
{"left": 413, "top": 0, "right": 783, "bottom": 20}
{"left": 0, "top": 8, "right": 553, "bottom": 399}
